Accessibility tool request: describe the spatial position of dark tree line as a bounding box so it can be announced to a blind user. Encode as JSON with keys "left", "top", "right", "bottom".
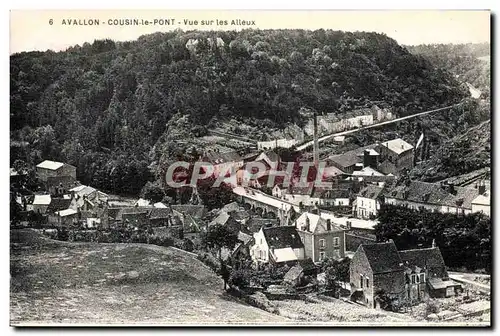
{"left": 375, "top": 204, "right": 491, "bottom": 272}
{"left": 11, "top": 30, "right": 467, "bottom": 197}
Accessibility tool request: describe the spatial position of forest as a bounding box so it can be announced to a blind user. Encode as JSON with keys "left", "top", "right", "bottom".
{"left": 10, "top": 29, "right": 468, "bottom": 197}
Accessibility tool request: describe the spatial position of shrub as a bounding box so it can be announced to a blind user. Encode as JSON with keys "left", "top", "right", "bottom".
{"left": 426, "top": 300, "right": 440, "bottom": 315}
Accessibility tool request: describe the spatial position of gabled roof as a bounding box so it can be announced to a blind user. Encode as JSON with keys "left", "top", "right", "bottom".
{"left": 399, "top": 247, "right": 446, "bottom": 272}
{"left": 237, "top": 231, "right": 253, "bottom": 246}
{"left": 135, "top": 198, "right": 151, "bottom": 207}
{"left": 384, "top": 181, "right": 479, "bottom": 209}
{"left": 360, "top": 241, "right": 403, "bottom": 274}
{"left": 358, "top": 185, "right": 384, "bottom": 199}
{"left": 328, "top": 144, "right": 377, "bottom": 169}
{"left": 46, "top": 198, "right": 72, "bottom": 213}
{"left": 262, "top": 226, "right": 304, "bottom": 249}
{"left": 245, "top": 217, "right": 279, "bottom": 233}
{"left": 380, "top": 138, "right": 414, "bottom": 155}
{"left": 352, "top": 166, "right": 384, "bottom": 177}
{"left": 153, "top": 202, "right": 168, "bottom": 208}
{"left": 36, "top": 160, "right": 65, "bottom": 170}
{"left": 211, "top": 211, "right": 231, "bottom": 226}
{"left": 149, "top": 207, "right": 172, "bottom": 220}
{"left": 171, "top": 205, "right": 207, "bottom": 219}
{"left": 33, "top": 194, "right": 51, "bottom": 205}
{"left": 295, "top": 212, "right": 343, "bottom": 234}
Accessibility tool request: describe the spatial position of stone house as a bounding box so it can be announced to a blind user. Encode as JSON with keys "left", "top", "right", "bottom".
{"left": 36, "top": 160, "right": 76, "bottom": 183}
{"left": 294, "top": 212, "right": 345, "bottom": 263}
{"left": 354, "top": 184, "right": 385, "bottom": 219}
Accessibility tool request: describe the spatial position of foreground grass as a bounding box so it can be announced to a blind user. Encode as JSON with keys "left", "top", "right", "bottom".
{"left": 10, "top": 229, "right": 288, "bottom": 325}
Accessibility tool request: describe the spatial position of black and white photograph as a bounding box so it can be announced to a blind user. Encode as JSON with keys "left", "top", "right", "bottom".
{"left": 8, "top": 8, "right": 491, "bottom": 326}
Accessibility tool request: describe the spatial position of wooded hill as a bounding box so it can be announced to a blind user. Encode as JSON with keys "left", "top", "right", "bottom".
{"left": 10, "top": 29, "right": 468, "bottom": 196}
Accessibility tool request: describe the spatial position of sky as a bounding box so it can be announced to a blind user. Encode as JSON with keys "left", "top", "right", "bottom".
{"left": 9, "top": 10, "right": 491, "bottom": 54}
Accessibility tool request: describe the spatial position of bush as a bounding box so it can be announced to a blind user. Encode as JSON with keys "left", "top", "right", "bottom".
{"left": 229, "top": 269, "right": 254, "bottom": 288}
{"left": 426, "top": 300, "right": 440, "bottom": 315}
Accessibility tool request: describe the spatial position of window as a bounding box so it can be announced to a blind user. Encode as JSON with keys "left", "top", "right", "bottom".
{"left": 319, "top": 239, "right": 326, "bottom": 248}
{"left": 366, "top": 278, "right": 369, "bottom": 288}
{"left": 361, "top": 200, "right": 364, "bottom": 206}
{"left": 411, "top": 274, "right": 416, "bottom": 284}
{"left": 319, "top": 252, "right": 326, "bottom": 261}
{"left": 420, "top": 273, "right": 426, "bottom": 283}
{"left": 360, "top": 274, "right": 363, "bottom": 288}
{"left": 333, "top": 237, "right": 340, "bottom": 247}
{"left": 416, "top": 274, "right": 420, "bottom": 284}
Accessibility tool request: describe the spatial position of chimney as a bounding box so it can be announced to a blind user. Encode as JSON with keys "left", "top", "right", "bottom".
{"left": 346, "top": 220, "right": 352, "bottom": 230}
{"left": 432, "top": 239, "right": 436, "bottom": 248}
{"left": 306, "top": 215, "right": 311, "bottom": 232}
{"left": 478, "top": 181, "right": 486, "bottom": 195}
{"left": 326, "top": 219, "right": 331, "bottom": 231}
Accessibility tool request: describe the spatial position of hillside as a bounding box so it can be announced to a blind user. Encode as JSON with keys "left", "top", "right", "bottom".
{"left": 10, "top": 229, "right": 289, "bottom": 325}
{"left": 406, "top": 43, "right": 490, "bottom": 98}
{"left": 410, "top": 119, "right": 490, "bottom": 182}
{"left": 10, "top": 29, "right": 467, "bottom": 196}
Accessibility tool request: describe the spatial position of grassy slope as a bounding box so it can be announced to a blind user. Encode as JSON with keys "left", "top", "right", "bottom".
{"left": 10, "top": 229, "right": 289, "bottom": 325}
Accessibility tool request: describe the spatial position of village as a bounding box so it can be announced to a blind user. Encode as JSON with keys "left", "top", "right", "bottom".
{"left": 9, "top": 104, "right": 491, "bottom": 324}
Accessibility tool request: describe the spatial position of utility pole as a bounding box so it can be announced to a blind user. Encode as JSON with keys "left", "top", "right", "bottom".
{"left": 313, "top": 110, "right": 319, "bottom": 168}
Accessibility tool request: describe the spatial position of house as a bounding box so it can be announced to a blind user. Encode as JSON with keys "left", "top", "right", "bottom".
{"left": 149, "top": 208, "right": 173, "bottom": 227}
{"left": 250, "top": 226, "right": 305, "bottom": 265}
{"left": 281, "top": 185, "right": 351, "bottom": 209}
{"left": 350, "top": 240, "right": 460, "bottom": 309}
{"left": 376, "top": 139, "right": 414, "bottom": 175}
{"left": 29, "top": 194, "right": 52, "bottom": 214}
{"left": 328, "top": 145, "right": 378, "bottom": 174}
{"left": 200, "top": 150, "right": 244, "bottom": 178}
{"left": 399, "top": 243, "right": 460, "bottom": 299}
{"left": 221, "top": 231, "right": 254, "bottom": 263}
{"left": 354, "top": 185, "right": 385, "bottom": 219}
{"left": 171, "top": 204, "right": 207, "bottom": 222}
{"left": 294, "top": 212, "right": 346, "bottom": 262}
{"left": 383, "top": 181, "right": 480, "bottom": 215}
{"left": 257, "top": 138, "right": 297, "bottom": 151}
{"left": 135, "top": 198, "right": 151, "bottom": 207}
{"left": 46, "top": 198, "right": 72, "bottom": 215}
{"left": 69, "top": 185, "right": 108, "bottom": 210}
{"left": 36, "top": 160, "right": 76, "bottom": 183}
{"left": 283, "top": 258, "right": 318, "bottom": 287}
{"left": 122, "top": 211, "right": 150, "bottom": 228}
{"left": 471, "top": 192, "right": 490, "bottom": 217}
{"left": 48, "top": 208, "right": 79, "bottom": 228}
{"left": 244, "top": 217, "right": 279, "bottom": 234}
{"left": 209, "top": 211, "right": 240, "bottom": 232}
{"left": 103, "top": 207, "right": 152, "bottom": 229}
{"left": 349, "top": 241, "right": 406, "bottom": 308}
{"left": 272, "top": 184, "right": 288, "bottom": 198}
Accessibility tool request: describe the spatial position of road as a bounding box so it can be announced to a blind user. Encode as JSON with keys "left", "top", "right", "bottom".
{"left": 295, "top": 103, "right": 462, "bottom": 151}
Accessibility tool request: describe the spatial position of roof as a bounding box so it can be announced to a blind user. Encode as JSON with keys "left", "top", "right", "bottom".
{"left": 55, "top": 208, "right": 78, "bottom": 217}
{"left": 108, "top": 207, "right": 152, "bottom": 221}
{"left": 399, "top": 247, "right": 446, "bottom": 271}
{"left": 211, "top": 212, "right": 231, "bottom": 226}
{"left": 360, "top": 241, "right": 403, "bottom": 274}
{"left": 296, "top": 212, "right": 343, "bottom": 234}
{"left": 352, "top": 166, "right": 384, "bottom": 177}
{"left": 36, "top": 160, "right": 64, "bottom": 170}
{"left": 149, "top": 207, "right": 172, "bottom": 220}
{"left": 222, "top": 202, "right": 241, "bottom": 213}
{"left": 70, "top": 185, "right": 97, "bottom": 197}
{"left": 255, "top": 150, "right": 280, "bottom": 165}
{"left": 46, "top": 198, "right": 72, "bottom": 213}
{"left": 358, "top": 185, "right": 384, "bottom": 199}
{"left": 202, "top": 150, "right": 242, "bottom": 165}
{"left": 262, "top": 226, "right": 304, "bottom": 249}
{"left": 171, "top": 205, "right": 206, "bottom": 219}
{"left": 33, "top": 194, "right": 51, "bottom": 205}
{"left": 472, "top": 193, "right": 490, "bottom": 206}
{"left": 428, "top": 278, "right": 457, "bottom": 290}
{"left": 233, "top": 187, "right": 298, "bottom": 213}
{"left": 153, "top": 202, "right": 168, "bottom": 208}
{"left": 323, "top": 166, "right": 344, "bottom": 178}
{"left": 245, "top": 217, "right": 279, "bottom": 233}
{"left": 135, "top": 198, "right": 151, "bottom": 207}
{"left": 380, "top": 138, "right": 414, "bottom": 155}
{"left": 273, "top": 247, "right": 298, "bottom": 263}
{"left": 328, "top": 144, "right": 377, "bottom": 169}
{"left": 384, "top": 181, "right": 479, "bottom": 209}
{"left": 237, "top": 231, "right": 253, "bottom": 245}
{"left": 284, "top": 264, "right": 303, "bottom": 282}
{"left": 298, "top": 257, "right": 318, "bottom": 272}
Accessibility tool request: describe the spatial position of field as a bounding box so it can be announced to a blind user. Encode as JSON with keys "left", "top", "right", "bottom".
{"left": 10, "top": 229, "right": 289, "bottom": 326}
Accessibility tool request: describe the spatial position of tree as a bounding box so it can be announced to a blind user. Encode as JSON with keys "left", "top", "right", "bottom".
{"left": 201, "top": 223, "right": 239, "bottom": 259}
{"left": 140, "top": 181, "right": 165, "bottom": 203}
{"left": 323, "top": 257, "right": 351, "bottom": 295}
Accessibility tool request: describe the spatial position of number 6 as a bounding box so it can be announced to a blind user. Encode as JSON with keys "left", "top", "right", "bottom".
{"left": 49, "top": 19, "right": 53, "bottom": 25}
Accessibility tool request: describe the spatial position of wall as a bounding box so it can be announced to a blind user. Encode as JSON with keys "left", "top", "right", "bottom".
{"left": 472, "top": 203, "right": 490, "bottom": 216}
{"left": 355, "top": 196, "right": 379, "bottom": 219}
{"left": 313, "top": 230, "right": 345, "bottom": 262}
{"left": 345, "top": 233, "right": 376, "bottom": 252}
{"left": 384, "top": 197, "right": 472, "bottom": 215}
{"left": 350, "top": 249, "right": 373, "bottom": 306}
